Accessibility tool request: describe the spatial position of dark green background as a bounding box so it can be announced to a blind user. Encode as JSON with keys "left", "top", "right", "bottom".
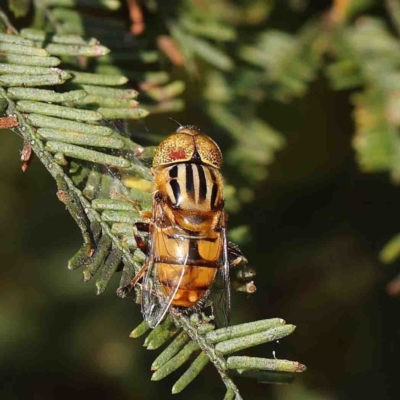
{"left": 2, "top": 2, "right": 400, "bottom": 400}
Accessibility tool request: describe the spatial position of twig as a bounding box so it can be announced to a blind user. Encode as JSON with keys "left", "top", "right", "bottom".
{"left": 385, "top": 0, "right": 400, "bottom": 37}
{"left": 127, "top": 0, "right": 145, "bottom": 35}
{"left": 0, "top": 115, "right": 18, "bottom": 128}
{"left": 0, "top": 87, "right": 141, "bottom": 276}
{"left": 0, "top": 8, "right": 19, "bottom": 34}
{"left": 20, "top": 141, "right": 33, "bottom": 171}
{"left": 157, "top": 35, "right": 185, "bottom": 66}
{"left": 171, "top": 309, "right": 243, "bottom": 400}
{"left": 329, "top": 0, "right": 352, "bottom": 24}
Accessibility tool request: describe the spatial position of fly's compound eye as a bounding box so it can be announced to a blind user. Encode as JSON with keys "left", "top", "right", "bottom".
{"left": 152, "top": 127, "right": 223, "bottom": 169}
{"left": 194, "top": 134, "right": 222, "bottom": 169}
{"left": 152, "top": 133, "right": 196, "bottom": 167}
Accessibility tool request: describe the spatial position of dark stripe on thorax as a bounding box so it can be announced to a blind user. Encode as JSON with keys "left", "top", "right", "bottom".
{"left": 185, "top": 163, "right": 195, "bottom": 200}
{"left": 169, "top": 165, "right": 178, "bottom": 178}
{"left": 208, "top": 168, "right": 219, "bottom": 209}
{"left": 210, "top": 183, "right": 218, "bottom": 209}
{"left": 197, "top": 164, "right": 207, "bottom": 202}
{"left": 169, "top": 179, "right": 180, "bottom": 204}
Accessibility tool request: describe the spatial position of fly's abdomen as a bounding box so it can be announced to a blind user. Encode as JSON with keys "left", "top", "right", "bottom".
{"left": 157, "top": 263, "right": 217, "bottom": 307}
{"left": 154, "top": 227, "right": 222, "bottom": 307}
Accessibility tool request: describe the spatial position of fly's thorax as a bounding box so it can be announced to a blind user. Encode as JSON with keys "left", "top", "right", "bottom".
{"left": 154, "top": 163, "right": 224, "bottom": 210}
{"left": 153, "top": 162, "right": 224, "bottom": 232}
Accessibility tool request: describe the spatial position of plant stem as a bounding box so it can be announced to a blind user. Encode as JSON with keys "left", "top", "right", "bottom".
{"left": 171, "top": 309, "right": 243, "bottom": 400}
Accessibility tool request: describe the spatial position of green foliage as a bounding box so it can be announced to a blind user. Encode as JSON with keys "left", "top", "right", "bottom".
{"left": 0, "top": 3, "right": 305, "bottom": 398}
{"left": 5, "top": 0, "right": 400, "bottom": 395}
{"left": 327, "top": 17, "right": 400, "bottom": 179}
{"left": 238, "top": 21, "right": 324, "bottom": 102}
{"left": 31, "top": 0, "right": 185, "bottom": 114}
{"left": 0, "top": 9, "right": 150, "bottom": 295}
{"left": 324, "top": 12, "right": 400, "bottom": 264}
{"left": 8, "top": 0, "right": 31, "bottom": 18}
{"left": 131, "top": 315, "right": 305, "bottom": 397}
{"left": 151, "top": 0, "right": 400, "bottom": 264}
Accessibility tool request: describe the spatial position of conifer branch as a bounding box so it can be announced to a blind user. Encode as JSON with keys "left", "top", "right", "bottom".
{"left": 131, "top": 314, "right": 305, "bottom": 396}
{"left": 0, "top": 9, "right": 306, "bottom": 397}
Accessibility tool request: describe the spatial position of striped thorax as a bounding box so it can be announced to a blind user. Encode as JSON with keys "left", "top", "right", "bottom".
{"left": 154, "top": 162, "right": 223, "bottom": 233}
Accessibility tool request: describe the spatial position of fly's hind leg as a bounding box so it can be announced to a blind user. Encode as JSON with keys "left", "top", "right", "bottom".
{"left": 116, "top": 221, "right": 150, "bottom": 297}
{"left": 116, "top": 257, "right": 150, "bottom": 297}
{"left": 228, "top": 242, "right": 257, "bottom": 294}
{"left": 228, "top": 241, "right": 247, "bottom": 268}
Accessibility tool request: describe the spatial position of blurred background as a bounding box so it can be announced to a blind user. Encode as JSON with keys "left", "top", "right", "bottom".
{"left": 2, "top": 0, "right": 400, "bottom": 399}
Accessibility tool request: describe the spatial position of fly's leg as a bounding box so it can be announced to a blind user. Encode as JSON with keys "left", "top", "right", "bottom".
{"left": 140, "top": 210, "right": 152, "bottom": 219}
{"left": 134, "top": 222, "right": 149, "bottom": 253}
{"left": 228, "top": 241, "right": 256, "bottom": 294}
{"left": 228, "top": 241, "right": 246, "bottom": 268}
{"left": 116, "top": 258, "right": 149, "bottom": 297}
{"left": 117, "top": 222, "right": 150, "bottom": 297}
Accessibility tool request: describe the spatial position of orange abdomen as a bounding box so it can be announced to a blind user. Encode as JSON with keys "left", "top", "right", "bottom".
{"left": 157, "top": 263, "right": 217, "bottom": 307}
{"left": 153, "top": 226, "right": 222, "bottom": 308}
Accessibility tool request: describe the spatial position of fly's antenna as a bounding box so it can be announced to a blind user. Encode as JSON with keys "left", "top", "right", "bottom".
{"left": 168, "top": 117, "right": 183, "bottom": 129}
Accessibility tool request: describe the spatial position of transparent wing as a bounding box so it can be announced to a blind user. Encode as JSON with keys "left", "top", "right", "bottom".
{"left": 141, "top": 256, "right": 184, "bottom": 328}
{"left": 141, "top": 200, "right": 186, "bottom": 328}
{"left": 209, "top": 223, "right": 231, "bottom": 328}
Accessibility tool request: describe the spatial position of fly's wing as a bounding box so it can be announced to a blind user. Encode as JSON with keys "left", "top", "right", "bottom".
{"left": 141, "top": 200, "right": 186, "bottom": 328}
{"left": 209, "top": 224, "right": 231, "bottom": 328}
{"left": 141, "top": 256, "right": 184, "bottom": 328}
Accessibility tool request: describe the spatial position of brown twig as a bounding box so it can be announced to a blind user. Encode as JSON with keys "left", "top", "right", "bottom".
{"left": 157, "top": 35, "right": 185, "bottom": 67}
{"left": 127, "top": 0, "right": 145, "bottom": 35}
{"left": 20, "top": 141, "right": 34, "bottom": 172}
{"left": 0, "top": 115, "right": 18, "bottom": 128}
{"left": 329, "top": 0, "right": 352, "bottom": 24}
{"left": 0, "top": 8, "right": 18, "bottom": 34}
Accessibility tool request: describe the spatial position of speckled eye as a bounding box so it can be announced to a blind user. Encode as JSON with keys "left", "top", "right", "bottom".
{"left": 152, "top": 132, "right": 195, "bottom": 167}
{"left": 194, "top": 134, "right": 222, "bottom": 169}
{"left": 152, "top": 126, "right": 223, "bottom": 169}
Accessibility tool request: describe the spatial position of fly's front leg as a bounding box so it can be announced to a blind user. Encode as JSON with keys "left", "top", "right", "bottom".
{"left": 134, "top": 208, "right": 152, "bottom": 252}
{"left": 140, "top": 210, "right": 152, "bottom": 219}
{"left": 134, "top": 222, "right": 149, "bottom": 253}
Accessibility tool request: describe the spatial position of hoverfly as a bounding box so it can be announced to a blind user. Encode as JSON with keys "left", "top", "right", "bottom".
{"left": 126, "top": 126, "right": 245, "bottom": 328}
